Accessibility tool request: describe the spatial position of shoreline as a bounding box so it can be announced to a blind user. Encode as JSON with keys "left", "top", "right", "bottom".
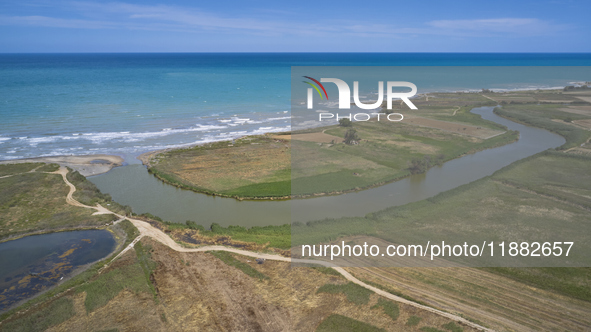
{"left": 0, "top": 154, "right": 124, "bottom": 176}
{"left": 0, "top": 223, "right": 118, "bottom": 244}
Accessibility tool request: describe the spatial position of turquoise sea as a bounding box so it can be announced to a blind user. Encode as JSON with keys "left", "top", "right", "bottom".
{"left": 0, "top": 53, "right": 590, "bottom": 161}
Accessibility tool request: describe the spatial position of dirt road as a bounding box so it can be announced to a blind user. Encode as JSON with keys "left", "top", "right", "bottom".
{"left": 55, "top": 166, "right": 493, "bottom": 332}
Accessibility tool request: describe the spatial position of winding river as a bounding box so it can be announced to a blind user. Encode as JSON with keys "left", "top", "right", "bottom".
{"left": 89, "top": 106, "right": 565, "bottom": 227}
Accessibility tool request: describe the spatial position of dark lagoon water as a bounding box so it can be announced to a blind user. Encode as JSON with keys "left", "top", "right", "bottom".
{"left": 0, "top": 230, "right": 116, "bottom": 311}
{"left": 89, "top": 106, "right": 565, "bottom": 226}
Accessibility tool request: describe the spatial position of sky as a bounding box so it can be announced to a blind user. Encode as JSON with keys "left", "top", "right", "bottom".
{"left": 0, "top": 0, "right": 589, "bottom": 52}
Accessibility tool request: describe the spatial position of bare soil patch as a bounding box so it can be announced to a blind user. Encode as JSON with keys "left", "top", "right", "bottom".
{"left": 559, "top": 106, "right": 591, "bottom": 116}
{"left": 576, "top": 96, "right": 591, "bottom": 103}
{"left": 573, "top": 119, "right": 591, "bottom": 129}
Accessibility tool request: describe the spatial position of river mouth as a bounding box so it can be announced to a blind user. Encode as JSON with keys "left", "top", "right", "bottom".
{"left": 89, "top": 106, "right": 565, "bottom": 227}
{"left": 0, "top": 230, "right": 116, "bottom": 312}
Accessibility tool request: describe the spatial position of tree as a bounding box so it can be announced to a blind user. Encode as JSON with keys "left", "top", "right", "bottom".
{"left": 339, "top": 118, "right": 352, "bottom": 127}
{"left": 408, "top": 155, "right": 433, "bottom": 174}
{"left": 344, "top": 128, "right": 359, "bottom": 145}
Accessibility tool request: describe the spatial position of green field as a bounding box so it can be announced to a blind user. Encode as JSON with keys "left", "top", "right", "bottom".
{"left": 293, "top": 151, "right": 591, "bottom": 300}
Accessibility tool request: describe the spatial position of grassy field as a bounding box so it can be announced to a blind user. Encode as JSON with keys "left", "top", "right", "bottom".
{"left": 76, "top": 242, "right": 156, "bottom": 312}
{"left": 144, "top": 92, "right": 520, "bottom": 199}
{"left": 1, "top": 237, "right": 480, "bottom": 331}
{"left": 294, "top": 150, "right": 591, "bottom": 282}
{"left": 0, "top": 163, "right": 117, "bottom": 239}
{"left": 316, "top": 314, "right": 386, "bottom": 332}
{"left": 0, "top": 297, "right": 75, "bottom": 332}
{"left": 145, "top": 136, "right": 291, "bottom": 198}
{"left": 293, "top": 151, "right": 591, "bottom": 266}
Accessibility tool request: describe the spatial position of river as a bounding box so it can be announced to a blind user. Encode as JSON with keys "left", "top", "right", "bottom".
{"left": 89, "top": 106, "right": 565, "bottom": 227}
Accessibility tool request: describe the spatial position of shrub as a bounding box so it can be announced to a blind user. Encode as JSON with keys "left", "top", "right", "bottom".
{"left": 344, "top": 128, "right": 360, "bottom": 145}
{"left": 339, "top": 118, "right": 353, "bottom": 127}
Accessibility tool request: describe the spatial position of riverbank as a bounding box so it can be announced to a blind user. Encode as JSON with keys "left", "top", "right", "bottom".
{"left": 140, "top": 91, "right": 523, "bottom": 200}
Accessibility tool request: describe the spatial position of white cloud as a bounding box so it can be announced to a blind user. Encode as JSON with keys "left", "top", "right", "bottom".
{"left": 0, "top": 1, "right": 571, "bottom": 40}
{"left": 427, "top": 18, "right": 567, "bottom": 36}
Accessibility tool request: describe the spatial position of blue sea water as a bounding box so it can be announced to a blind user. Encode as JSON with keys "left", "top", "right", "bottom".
{"left": 0, "top": 53, "right": 590, "bottom": 161}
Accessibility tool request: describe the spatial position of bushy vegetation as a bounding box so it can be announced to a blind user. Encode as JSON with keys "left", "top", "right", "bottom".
{"left": 119, "top": 219, "right": 140, "bottom": 247}
{"left": 76, "top": 240, "right": 157, "bottom": 312}
{"left": 208, "top": 223, "right": 291, "bottom": 249}
{"left": 77, "top": 256, "right": 153, "bottom": 312}
{"left": 344, "top": 128, "right": 360, "bottom": 145}
{"left": 408, "top": 154, "right": 445, "bottom": 174}
{"left": 420, "top": 327, "right": 445, "bottom": 332}
{"left": 0, "top": 297, "right": 75, "bottom": 332}
{"left": 149, "top": 217, "right": 291, "bottom": 250}
{"left": 209, "top": 251, "right": 268, "bottom": 280}
{"left": 442, "top": 322, "right": 464, "bottom": 332}
{"left": 371, "top": 298, "right": 399, "bottom": 321}
{"left": 316, "top": 282, "right": 373, "bottom": 305}
{"left": 339, "top": 118, "right": 353, "bottom": 127}
{"left": 135, "top": 242, "right": 158, "bottom": 299}
{"left": 406, "top": 315, "right": 422, "bottom": 326}
{"left": 0, "top": 165, "right": 116, "bottom": 238}
{"left": 0, "top": 163, "right": 40, "bottom": 176}
{"left": 67, "top": 169, "right": 132, "bottom": 215}
{"left": 316, "top": 314, "right": 385, "bottom": 332}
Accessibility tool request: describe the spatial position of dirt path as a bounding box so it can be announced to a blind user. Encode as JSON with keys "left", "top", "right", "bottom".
{"left": 481, "top": 94, "right": 498, "bottom": 103}
{"left": 55, "top": 166, "right": 494, "bottom": 332}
